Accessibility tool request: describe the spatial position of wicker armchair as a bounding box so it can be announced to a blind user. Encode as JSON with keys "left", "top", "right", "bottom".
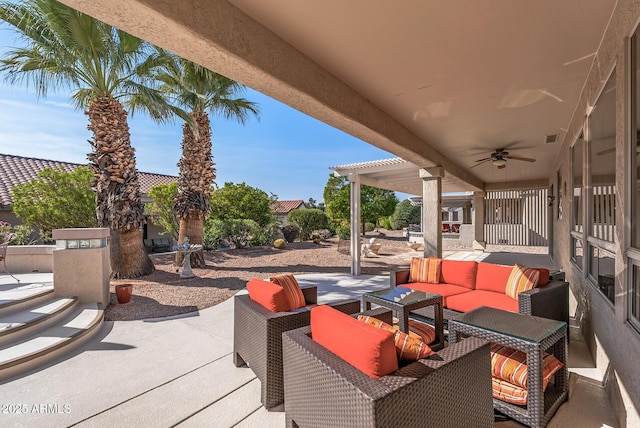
{"left": 282, "top": 307, "right": 494, "bottom": 428}
{"left": 0, "top": 233, "right": 20, "bottom": 283}
{"left": 234, "top": 285, "right": 360, "bottom": 410}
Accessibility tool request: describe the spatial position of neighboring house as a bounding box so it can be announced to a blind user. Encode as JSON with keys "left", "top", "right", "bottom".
{"left": 0, "top": 153, "right": 177, "bottom": 241}
{"left": 270, "top": 200, "right": 306, "bottom": 226}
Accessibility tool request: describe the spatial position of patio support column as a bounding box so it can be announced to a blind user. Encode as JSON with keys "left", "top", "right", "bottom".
{"left": 349, "top": 174, "right": 361, "bottom": 275}
{"left": 473, "top": 191, "right": 486, "bottom": 251}
{"left": 420, "top": 167, "right": 443, "bottom": 258}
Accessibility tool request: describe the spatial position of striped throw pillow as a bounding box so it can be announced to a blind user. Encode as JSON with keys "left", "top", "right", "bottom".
{"left": 269, "top": 274, "right": 306, "bottom": 310}
{"left": 357, "top": 315, "right": 434, "bottom": 361}
{"left": 408, "top": 319, "right": 437, "bottom": 344}
{"left": 490, "top": 343, "right": 564, "bottom": 390}
{"left": 505, "top": 264, "right": 540, "bottom": 300}
{"left": 409, "top": 257, "right": 442, "bottom": 283}
{"left": 492, "top": 377, "right": 528, "bottom": 405}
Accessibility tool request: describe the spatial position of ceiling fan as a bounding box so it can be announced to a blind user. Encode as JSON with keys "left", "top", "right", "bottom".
{"left": 470, "top": 148, "right": 536, "bottom": 169}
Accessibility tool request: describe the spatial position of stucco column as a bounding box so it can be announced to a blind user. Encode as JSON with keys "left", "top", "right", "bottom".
{"left": 473, "top": 191, "right": 486, "bottom": 251}
{"left": 349, "top": 174, "right": 361, "bottom": 275}
{"left": 420, "top": 167, "right": 444, "bottom": 258}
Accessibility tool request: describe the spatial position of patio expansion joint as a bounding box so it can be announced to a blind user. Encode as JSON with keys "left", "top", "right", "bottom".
{"left": 229, "top": 403, "right": 264, "bottom": 428}
{"left": 67, "top": 351, "right": 235, "bottom": 427}
{"left": 169, "top": 377, "right": 259, "bottom": 428}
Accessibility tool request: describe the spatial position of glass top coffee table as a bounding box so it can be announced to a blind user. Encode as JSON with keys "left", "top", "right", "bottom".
{"left": 449, "top": 306, "right": 568, "bottom": 428}
{"left": 362, "top": 286, "right": 444, "bottom": 351}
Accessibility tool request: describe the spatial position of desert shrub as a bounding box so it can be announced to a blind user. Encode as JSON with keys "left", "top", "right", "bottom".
{"left": 273, "top": 238, "right": 286, "bottom": 249}
{"left": 390, "top": 199, "right": 421, "bottom": 230}
{"left": 146, "top": 183, "right": 180, "bottom": 242}
{"left": 282, "top": 224, "right": 300, "bottom": 243}
{"left": 336, "top": 222, "right": 350, "bottom": 240}
{"left": 209, "top": 182, "right": 276, "bottom": 227}
{"left": 204, "top": 218, "right": 261, "bottom": 249}
{"left": 286, "top": 209, "right": 328, "bottom": 241}
{"left": 250, "top": 221, "right": 281, "bottom": 246}
{"left": 0, "top": 222, "right": 38, "bottom": 245}
{"left": 310, "top": 232, "right": 323, "bottom": 244}
{"left": 364, "top": 222, "right": 375, "bottom": 232}
{"left": 380, "top": 217, "right": 392, "bottom": 230}
{"left": 316, "top": 229, "right": 332, "bottom": 240}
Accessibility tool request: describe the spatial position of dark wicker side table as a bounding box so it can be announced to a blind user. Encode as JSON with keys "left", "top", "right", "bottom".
{"left": 362, "top": 286, "right": 444, "bottom": 351}
{"left": 449, "top": 306, "right": 568, "bottom": 428}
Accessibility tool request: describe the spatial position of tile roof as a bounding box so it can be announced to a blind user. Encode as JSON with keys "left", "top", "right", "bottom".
{"left": 0, "top": 153, "right": 177, "bottom": 207}
{"left": 270, "top": 200, "right": 306, "bottom": 214}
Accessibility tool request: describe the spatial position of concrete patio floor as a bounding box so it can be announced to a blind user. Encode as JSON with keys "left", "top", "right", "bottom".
{"left": 0, "top": 251, "right": 620, "bottom": 427}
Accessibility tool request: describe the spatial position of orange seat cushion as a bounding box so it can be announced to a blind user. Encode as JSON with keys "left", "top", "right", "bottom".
{"left": 409, "top": 257, "right": 442, "bottom": 284}
{"left": 357, "top": 315, "right": 434, "bottom": 361}
{"left": 406, "top": 282, "right": 470, "bottom": 306}
{"left": 311, "top": 305, "right": 398, "bottom": 379}
{"left": 246, "top": 278, "right": 291, "bottom": 312}
{"left": 446, "top": 290, "right": 519, "bottom": 313}
{"left": 270, "top": 273, "right": 306, "bottom": 310}
{"left": 475, "top": 262, "right": 513, "bottom": 293}
{"left": 505, "top": 264, "right": 540, "bottom": 299}
{"left": 440, "top": 260, "right": 478, "bottom": 289}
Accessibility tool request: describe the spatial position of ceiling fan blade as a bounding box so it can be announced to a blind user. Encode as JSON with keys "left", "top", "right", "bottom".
{"left": 497, "top": 164, "right": 506, "bottom": 169}
{"left": 596, "top": 147, "right": 615, "bottom": 156}
{"left": 507, "top": 155, "right": 536, "bottom": 162}
{"left": 470, "top": 159, "right": 491, "bottom": 169}
{"left": 474, "top": 157, "right": 492, "bottom": 163}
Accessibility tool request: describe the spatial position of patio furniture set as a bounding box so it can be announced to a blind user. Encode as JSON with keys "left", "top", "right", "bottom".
{"left": 234, "top": 257, "right": 570, "bottom": 427}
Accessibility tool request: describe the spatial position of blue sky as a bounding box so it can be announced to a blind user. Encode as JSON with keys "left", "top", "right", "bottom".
{"left": 0, "top": 25, "right": 398, "bottom": 203}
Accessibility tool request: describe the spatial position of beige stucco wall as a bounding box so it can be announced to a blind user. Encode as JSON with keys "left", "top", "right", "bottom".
{"left": 4, "top": 245, "right": 54, "bottom": 273}
{"left": 551, "top": 0, "right": 640, "bottom": 425}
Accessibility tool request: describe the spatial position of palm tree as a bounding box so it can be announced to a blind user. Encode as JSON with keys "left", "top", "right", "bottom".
{"left": 154, "top": 55, "right": 259, "bottom": 267}
{"left": 0, "top": 0, "right": 180, "bottom": 278}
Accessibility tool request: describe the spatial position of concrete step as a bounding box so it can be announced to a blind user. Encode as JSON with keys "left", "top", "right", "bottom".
{"left": 0, "top": 296, "right": 78, "bottom": 345}
{"left": 0, "top": 303, "right": 103, "bottom": 381}
{"left": 0, "top": 282, "right": 55, "bottom": 317}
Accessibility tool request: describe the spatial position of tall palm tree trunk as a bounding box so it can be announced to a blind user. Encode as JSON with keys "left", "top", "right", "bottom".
{"left": 87, "top": 96, "right": 154, "bottom": 278}
{"left": 175, "top": 111, "right": 215, "bottom": 268}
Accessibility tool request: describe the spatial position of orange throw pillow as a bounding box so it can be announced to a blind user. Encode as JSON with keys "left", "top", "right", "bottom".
{"left": 490, "top": 343, "right": 564, "bottom": 390}
{"left": 357, "top": 315, "right": 434, "bottom": 361}
{"left": 505, "top": 264, "right": 540, "bottom": 300}
{"left": 270, "top": 273, "right": 306, "bottom": 310}
{"left": 409, "top": 257, "right": 442, "bottom": 283}
{"left": 246, "top": 278, "right": 291, "bottom": 312}
{"left": 312, "top": 306, "right": 398, "bottom": 379}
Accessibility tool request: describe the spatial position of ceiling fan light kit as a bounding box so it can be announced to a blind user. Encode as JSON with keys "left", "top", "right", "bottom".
{"left": 492, "top": 159, "right": 507, "bottom": 167}
{"left": 471, "top": 148, "right": 536, "bottom": 169}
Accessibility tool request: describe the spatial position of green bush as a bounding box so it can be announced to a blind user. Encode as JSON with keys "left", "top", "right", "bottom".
{"left": 364, "top": 222, "right": 375, "bottom": 232}
{"left": 310, "top": 232, "right": 323, "bottom": 244}
{"left": 204, "top": 218, "right": 261, "bottom": 249}
{"left": 273, "top": 238, "right": 286, "bottom": 249}
{"left": 282, "top": 224, "right": 300, "bottom": 243}
{"left": 286, "top": 209, "right": 329, "bottom": 241}
{"left": 390, "top": 199, "right": 421, "bottom": 230}
{"left": 250, "top": 221, "right": 281, "bottom": 246}
{"left": 380, "top": 217, "right": 392, "bottom": 230}
{"left": 336, "top": 222, "right": 351, "bottom": 240}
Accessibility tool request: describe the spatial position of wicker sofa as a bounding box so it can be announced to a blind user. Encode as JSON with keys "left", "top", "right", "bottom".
{"left": 282, "top": 308, "right": 494, "bottom": 428}
{"left": 234, "top": 285, "right": 360, "bottom": 410}
{"left": 391, "top": 259, "right": 569, "bottom": 327}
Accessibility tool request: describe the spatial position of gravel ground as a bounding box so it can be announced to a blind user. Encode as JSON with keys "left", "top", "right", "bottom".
{"left": 106, "top": 230, "right": 427, "bottom": 321}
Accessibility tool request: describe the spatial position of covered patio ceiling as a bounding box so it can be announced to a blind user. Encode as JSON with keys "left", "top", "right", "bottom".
{"left": 58, "top": 1, "right": 617, "bottom": 193}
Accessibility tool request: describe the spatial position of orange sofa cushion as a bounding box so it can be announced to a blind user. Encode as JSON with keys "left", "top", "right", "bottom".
{"left": 446, "top": 290, "right": 519, "bottom": 313}
{"left": 406, "top": 282, "right": 470, "bottom": 306}
{"left": 311, "top": 305, "right": 398, "bottom": 379}
{"left": 270, "top": 273, "right": 306, "bottom": 310}
{"left": 409, "top": 257, "right": 442, "bottom": 283}
{"left": 475, "top": 262, "right": 513, "bottom": 293}
{"left": 246, "top": 278, "right": 291, "bottom": 312}
{"left": 505, "top": 264, "right": 540, "bottom": 299}
{"left": 439, "top": 259, "right": 478, "bottom": 289}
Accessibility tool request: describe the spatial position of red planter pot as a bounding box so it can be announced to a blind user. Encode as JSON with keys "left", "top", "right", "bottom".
{"left": 115, "top": 284, "right": 133, "bottom": 304}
